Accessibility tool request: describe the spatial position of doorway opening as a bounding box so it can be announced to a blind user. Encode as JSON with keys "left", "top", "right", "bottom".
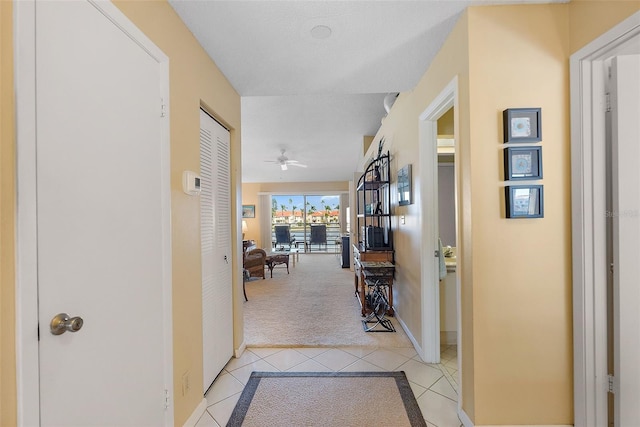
{"left": 570, "top": 10, "right": 640, "bottom": 426}
{"left": 418, "top": 76, "right": 462, "bottom": 414}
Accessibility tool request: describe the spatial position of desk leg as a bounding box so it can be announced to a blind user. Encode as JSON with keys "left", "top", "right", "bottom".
{"left": 359, "top": 274, "right": 367, "bottom": 317}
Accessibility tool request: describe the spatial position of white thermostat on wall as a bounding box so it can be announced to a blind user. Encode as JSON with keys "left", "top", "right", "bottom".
{"left": 182, "top": 171, "right": 201, "bottom": 196}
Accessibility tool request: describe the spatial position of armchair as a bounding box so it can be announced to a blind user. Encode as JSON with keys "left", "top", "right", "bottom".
{"left": 244, "top": 248, "right": 266, "bottom": 279}
{"left": 274, "top": 225, "right": 295, "bottom": 250}
{"left": 309, "top": 224, "right": 327, "bottom": 251}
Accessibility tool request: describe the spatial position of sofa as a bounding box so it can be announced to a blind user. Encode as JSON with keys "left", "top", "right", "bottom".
{"left": 244, "top": 248, "right": 266, "bottom": 279}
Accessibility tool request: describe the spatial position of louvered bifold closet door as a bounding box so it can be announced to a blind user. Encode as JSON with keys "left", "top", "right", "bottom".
{"left": 200, "top": 109, "right": 233, "bottom": 393}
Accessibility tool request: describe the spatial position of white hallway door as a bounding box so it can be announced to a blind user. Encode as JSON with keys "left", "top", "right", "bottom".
{"left": 32, "top": 1, "right": 172, "bottom": 425}
{"left": 610, "top": 54, "right": 640, "bottom": 426}
{"left": 200, "top": 109, "right": 233, "bottom": 392}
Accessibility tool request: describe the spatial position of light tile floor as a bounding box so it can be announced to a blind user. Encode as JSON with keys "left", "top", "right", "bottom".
{"left": 196, "top": 345, "right": 461, "bottom": 427}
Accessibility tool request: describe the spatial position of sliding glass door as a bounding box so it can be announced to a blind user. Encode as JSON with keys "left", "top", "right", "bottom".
{"left": 271, "top": 194, "right": 342, "bottom": 253}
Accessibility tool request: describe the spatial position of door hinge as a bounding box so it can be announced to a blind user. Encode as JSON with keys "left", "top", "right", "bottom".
{"left": 164, "top": 389, "right": 170, "bottom": 409}
{"left": 608, "top": 374, "right": 616, "bottom": 394}
{"left": 434, "top": 250, "right": 440, "bottom": 258}
{"left": 606, "top": 93, "right": 612, "bottom": 112}
{"left": 37, "top": 324, "right": 40, "bottom": 341}
{"left": 160, "top": 99, "right": 167, "bottom": 118}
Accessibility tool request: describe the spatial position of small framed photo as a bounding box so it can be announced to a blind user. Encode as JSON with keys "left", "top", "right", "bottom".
{"left": 242, "top": 205, "right": 255, "bottom": 218}
{"left": 503, "top": 108, "right": 542, "bottom": 143}
{"left": 505, "top": 185, "right": 543, "bottom": 218}
{"left": 504, "top": 146, "right": 542, "bottom": 180}
{"left": 397, "top": 164, "right": 412, "bottom": 206}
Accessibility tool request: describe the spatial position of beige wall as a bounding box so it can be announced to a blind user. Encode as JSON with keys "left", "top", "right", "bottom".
{"left": 570, "top": 0, "right": 640, "bottom": 53}
{"left": 0, "top": 1, "right": 17, "bottom": 425}
{"left": 242, "top": 182, "right": 349, "bottom": 248}
{"left": 467, "top": 5, "right": 572, "bottom": 424}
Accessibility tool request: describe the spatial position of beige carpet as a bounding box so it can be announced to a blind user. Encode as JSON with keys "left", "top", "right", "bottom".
{"left": 243, "top": 254, "right": 414, "bottom": 348}
{"left": 227, "top": 372, "right": 427, "bottom": 427}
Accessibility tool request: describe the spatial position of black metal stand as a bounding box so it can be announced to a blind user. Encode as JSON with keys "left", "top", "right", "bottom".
{"left": 361, "top": 280, "right": 395, "bottom": 332}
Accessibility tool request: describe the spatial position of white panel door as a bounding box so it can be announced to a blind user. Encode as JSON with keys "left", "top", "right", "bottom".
{"left": 610, "top": 54, "right": 640, "bottom": 426}
{"left": 35, "top": 1, "right": 171, "bottom": 425}
{"left": 200, "top": 109, "right": 233, "bottom": 392}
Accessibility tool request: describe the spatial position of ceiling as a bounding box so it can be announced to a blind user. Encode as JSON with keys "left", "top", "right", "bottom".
{"left": 168, "top": 0, "right": 565, "bottom": 183}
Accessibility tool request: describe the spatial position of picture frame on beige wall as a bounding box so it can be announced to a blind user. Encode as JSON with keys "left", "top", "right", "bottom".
{"left": 503, "top": 108, "right": 542, "bottom": 143}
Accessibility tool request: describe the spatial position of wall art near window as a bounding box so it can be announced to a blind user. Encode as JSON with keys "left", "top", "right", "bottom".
{"left": 505, "top": 185, "right": 544, "bottom": 218}
{"left": 397, "top": 164, "right": 412, "bottom": 206}
{"left": 242, "top": 204, "right": 255, "bottom": 218}
{"left": 504, "top": 146, "right": 542, "bottom": 180}
{"left": 503, "top": 108, "right": 542, "bottom": 143}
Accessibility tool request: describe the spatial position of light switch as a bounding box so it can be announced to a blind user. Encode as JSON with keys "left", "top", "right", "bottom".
{"left": 400, "top": 215, "right": 405, "bottom": 225}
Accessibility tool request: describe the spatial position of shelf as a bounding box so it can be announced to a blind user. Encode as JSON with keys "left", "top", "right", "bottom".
{"left": 356, "top": 150, "right": 392, "bottom": 254}
{"left": 356, "top": 180, "right": 390, "bottom": 191}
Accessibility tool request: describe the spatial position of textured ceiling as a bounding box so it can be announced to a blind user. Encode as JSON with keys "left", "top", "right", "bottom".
{"left": 168, "top": 0, "right": 566, "bottom": 183}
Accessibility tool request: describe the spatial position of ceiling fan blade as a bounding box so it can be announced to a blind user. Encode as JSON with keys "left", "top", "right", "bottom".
{"left": 289, "top": 163, "right": 308, "bottom": 168}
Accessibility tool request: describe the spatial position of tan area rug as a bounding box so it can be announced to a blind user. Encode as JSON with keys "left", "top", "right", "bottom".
{"left": 243, "top": 254, "right": 413, "bottom": 348}
{"left": 226, "top": 372, "right": 427, "bottom": 427}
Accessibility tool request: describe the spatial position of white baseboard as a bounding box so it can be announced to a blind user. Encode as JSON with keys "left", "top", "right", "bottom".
{"left": 395, "top": 310, "right": 424, "bottom": 359}
{"left": 440, "top": 330, "right": 457, "bottom": 345}
{"left": 459, "top": 408, "right": 473, "bottom": 427}
{"left": 182, "top": 398, "right": 207, "bottom": 427}
{"left": 235, "top": 340, "right": 247, "bottom": 358}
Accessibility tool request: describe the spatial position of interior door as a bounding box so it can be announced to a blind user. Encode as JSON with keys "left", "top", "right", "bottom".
{"left": 200, "top": 109, "right": 233, "bottom": 392}
{"left": 610, "top": 54, "right": 640, "bottom": 426}
{"left": 35, "top": 1, "right": 171, "bottom": 425}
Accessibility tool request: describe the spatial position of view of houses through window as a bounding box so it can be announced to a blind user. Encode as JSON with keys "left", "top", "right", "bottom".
{"left": 271, "top": 194, "right": 342, "bottom": 252}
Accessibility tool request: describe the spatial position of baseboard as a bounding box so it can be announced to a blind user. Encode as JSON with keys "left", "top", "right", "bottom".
{"left": 440, "top": 330, "right": 457, "bottom": 346}
{"left": 182, "top": 398, "right": 207, "bottom": 427}
{"left": 235, "top": 340, "right": 247, "bottom": 358}
{"left": 395, "top": 309, "right": 424, "bottom": 358}
{"left": 458, "top": 410, "right": 572, "bottom": 427}
{"left": 459, "top": 408, "right": 473, "bottom": 427}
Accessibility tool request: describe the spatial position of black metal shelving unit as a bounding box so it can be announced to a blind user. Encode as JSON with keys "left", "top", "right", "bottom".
{"left": 356, "top": 151, "right": 392, "bottom": 251}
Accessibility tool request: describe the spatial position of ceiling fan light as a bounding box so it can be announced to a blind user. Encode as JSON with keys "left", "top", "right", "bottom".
{"left": 281, "top": 163, "right": 287, "bottom": 171}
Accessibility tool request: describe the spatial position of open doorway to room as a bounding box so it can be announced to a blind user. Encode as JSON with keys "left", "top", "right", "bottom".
{"left": 418, "top": 77, "right": 462, "bottom": 414}
{"left": 436, "top": 108, "right": 459, "bottom": 383}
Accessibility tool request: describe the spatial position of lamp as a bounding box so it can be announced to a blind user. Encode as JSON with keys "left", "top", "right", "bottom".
{"left": 242, "top": 220, "right": 248, "bottom": 239}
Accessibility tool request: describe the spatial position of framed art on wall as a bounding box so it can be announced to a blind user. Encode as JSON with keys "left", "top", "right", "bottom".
{"left": 504, "top": 146, "right": 542, "bottom": 180}
{"left": 503, "top": 108, "right": 542, "bottom": 143}
{"left": 242, "top": 205, "right": 255, "bottom": 218}
{"left": 505, "top": 185, "right": 543, "bottom": 218}
{"left": 397, "top": 164, "right": 412, "bottom": 206}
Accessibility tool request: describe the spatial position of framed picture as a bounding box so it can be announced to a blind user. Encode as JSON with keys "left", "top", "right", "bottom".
{"left": 505, "top": 185, "right": 544, "bottom": 218}
{"left": 503, "top": 108, "right": 542, "bottom": 143}
{"left": 504, "top": 146, "right": 542, "bottom": 180}
{"left": 397, "top": 164, "right": 412, "bottom": 206}
{"left": 242, "top": 205, "right": 255, "bottom": 218}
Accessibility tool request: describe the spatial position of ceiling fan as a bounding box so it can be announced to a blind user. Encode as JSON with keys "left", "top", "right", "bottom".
{"left": 265, "top": 149, "right": 308, "bottom": 171}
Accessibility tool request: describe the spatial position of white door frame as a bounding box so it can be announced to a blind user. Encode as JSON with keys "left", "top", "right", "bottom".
{"left": 14, "top": 1, "right": 174, "bottom": 425}
{"left": 418, "top": 76, "right": 460, "bottom": 367}
{"left": 570, "top": 10, "right": 640, "bottom": 427}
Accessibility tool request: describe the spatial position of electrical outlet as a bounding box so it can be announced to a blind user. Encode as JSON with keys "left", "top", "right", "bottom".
{"left": 182, "top": 371, "right": 190, "bottom": 396}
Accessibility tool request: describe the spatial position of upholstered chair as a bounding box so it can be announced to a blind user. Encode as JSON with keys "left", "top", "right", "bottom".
{"left": 244, "top": 248, "right": 266, "bottom": 279}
